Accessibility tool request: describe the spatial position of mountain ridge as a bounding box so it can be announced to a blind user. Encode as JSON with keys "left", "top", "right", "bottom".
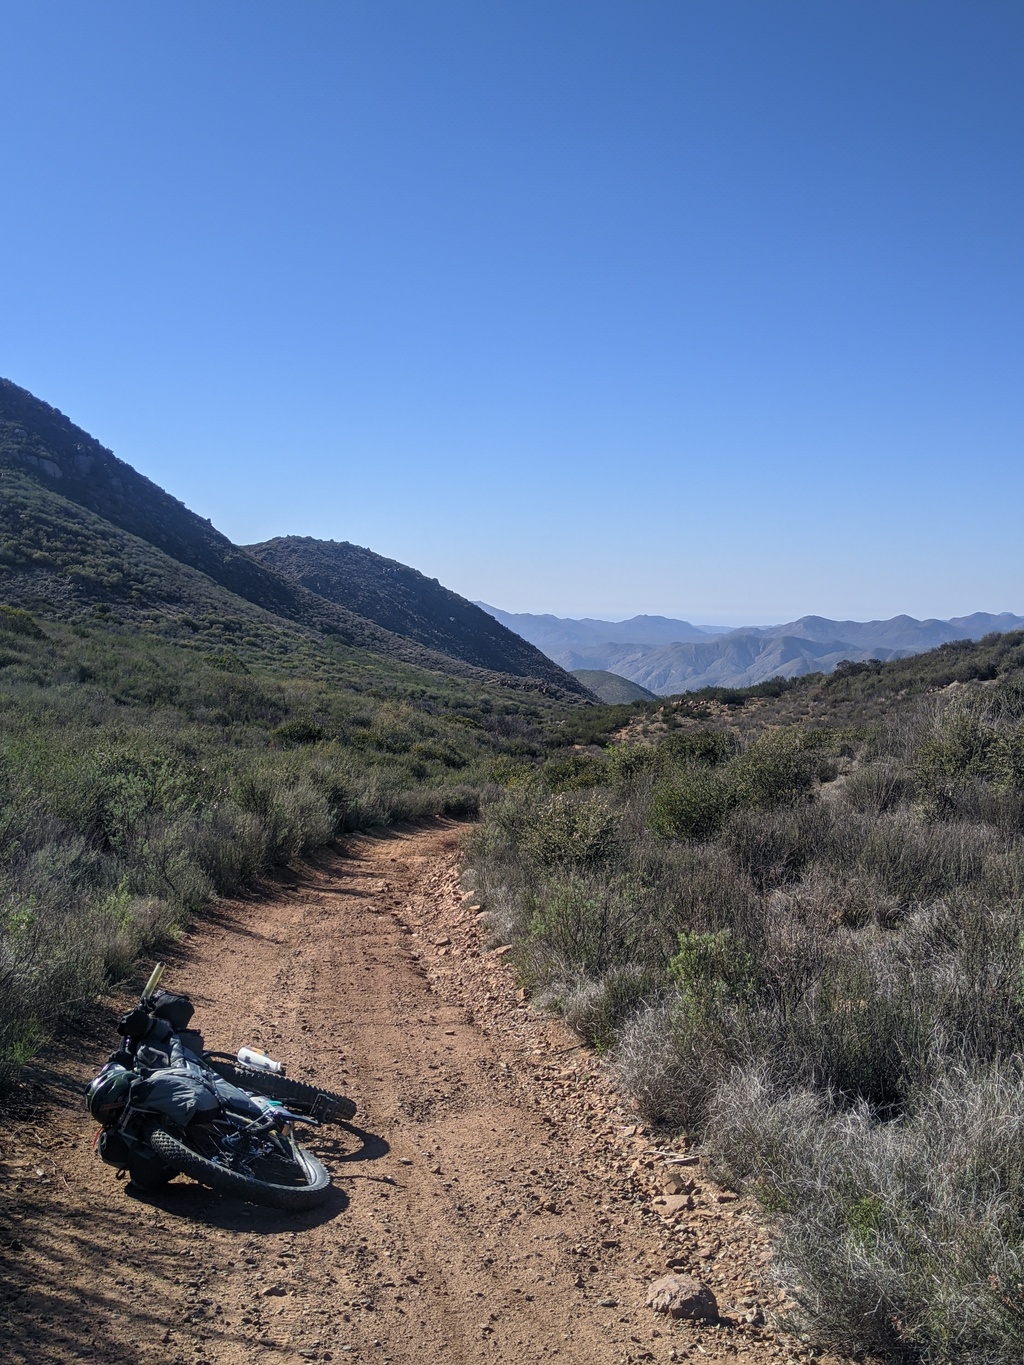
{"left": 478, "top": 603, "right": 1024, "bottom": 694}
{"left": 0, "top": 378, "right": 589, "bottom": 698}
{"left": 248, "top": 537, "right": 568, "bottom": 683}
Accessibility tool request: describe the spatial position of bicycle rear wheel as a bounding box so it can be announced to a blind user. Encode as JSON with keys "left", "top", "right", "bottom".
{"left": 205, "top": 1057, "right": 357, "bottom": 1123}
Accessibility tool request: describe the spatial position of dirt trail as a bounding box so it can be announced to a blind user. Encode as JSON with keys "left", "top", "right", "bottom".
{"left": 0, "top": 821, "right": 810, "bottom": 1365}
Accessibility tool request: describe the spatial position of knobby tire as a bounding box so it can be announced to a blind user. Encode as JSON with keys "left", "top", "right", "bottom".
{"left": 145, "top": 1122, "right": 331, "bottom": 1211}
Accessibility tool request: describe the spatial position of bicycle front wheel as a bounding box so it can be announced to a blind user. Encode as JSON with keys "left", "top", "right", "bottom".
{"left": 145, "top": 1122, "right": 331, "bottom": 1211}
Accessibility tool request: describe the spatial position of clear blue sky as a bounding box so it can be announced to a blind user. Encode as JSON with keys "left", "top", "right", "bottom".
{"left": 1, "top": 1, "right": 1021, "bottom": 625}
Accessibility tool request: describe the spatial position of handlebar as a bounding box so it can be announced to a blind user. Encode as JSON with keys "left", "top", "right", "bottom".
{"left": 141, "top": 962, "right": 164, "bottom": 1003}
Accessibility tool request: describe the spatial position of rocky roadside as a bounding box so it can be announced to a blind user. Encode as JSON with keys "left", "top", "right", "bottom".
{"left": 398, "top": 842, "right": 840, "bottom": 1365}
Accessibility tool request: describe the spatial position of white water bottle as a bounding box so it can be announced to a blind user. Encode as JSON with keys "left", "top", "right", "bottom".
{"left": 237, "top": 1046, "right": 286, "bottom": 1075}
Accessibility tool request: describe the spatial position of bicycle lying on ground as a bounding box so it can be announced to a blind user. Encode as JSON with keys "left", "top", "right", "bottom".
{"left": 86, "top": 964, "right": 356, "bottom": 1210}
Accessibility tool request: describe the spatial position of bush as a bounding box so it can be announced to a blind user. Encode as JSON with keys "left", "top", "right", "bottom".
{"left": 731, "top": 728, "right": 819, "bottom": 807}
{"left": 710, "top": 1064, "right": 1024, "bottom": 1363}
{"left": 659, "top": 728, "right": 738, "bottom": 768}
{"left": 524, "top": 792, "right": 617, "bottom": 869}
{"left": 841, "top": 761, "right": 916, "bottom": 814}
{"left": 0, "top": 605, "right": 44, "bottom": 638}
{"left": 649, "top": 766, "right": 735, "bottom": 839}
{"left": 560, "top": 963, "right": 660, "bottom": 1051}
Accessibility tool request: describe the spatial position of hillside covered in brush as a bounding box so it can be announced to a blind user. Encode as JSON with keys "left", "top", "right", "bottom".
{"left": 247, "top": 535, "right": 567, "bottom": 683}
{"left": 0, "top": 379, "right": 587, "bottom": 697}
{"left": 569, "top": 669, "right": 657, "bottom": 703}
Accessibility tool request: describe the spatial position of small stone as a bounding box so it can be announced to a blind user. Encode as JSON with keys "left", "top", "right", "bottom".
{"left": 599, "top": 1297, "right": 618, "bottom": 1308}
{"left": 645, "top": 1273, "right": 718, "bottom": 1322}
{"left": 398, "top": 1157, "right": 413, "bottom": 1165}
{"left": 652, "top": 1194, "right": 692, "bottom": 1218}
{"left": 659, "top": 1173, "right": 690, "bottom": 1195}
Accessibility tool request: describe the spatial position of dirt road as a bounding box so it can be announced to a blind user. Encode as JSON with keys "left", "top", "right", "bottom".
{"left": 0, "top": 821, "right": 805, "bottom": 1365}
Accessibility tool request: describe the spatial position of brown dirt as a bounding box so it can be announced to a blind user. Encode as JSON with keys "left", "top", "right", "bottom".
{"left": 0, "top": 820, "right": 818, "bottom": 1365}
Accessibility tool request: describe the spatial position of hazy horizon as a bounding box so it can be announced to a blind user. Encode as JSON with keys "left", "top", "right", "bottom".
{"left": 477, "top": 602, "right": 1024, "bottom": 631}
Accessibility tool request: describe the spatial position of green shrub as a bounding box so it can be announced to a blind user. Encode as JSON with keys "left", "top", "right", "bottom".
{"left": 659, "top": 728, "right": 738, "bottom": 768}
{"left": 0, "top": 605, "right": 44, "bottom": 638}
{"left": 541, "top": 752, "right": 606, "bottom": 791}
{"left": 524, "top": 792, "right": 617, "bottom": 869}
{"left": 731, "top": 727, "right": 819, "bottom": 807}
{"left": 561, "top": 963, "right": 660, "bottom": 1051}
{"left": 649, "top": 766, "right": 735, "bottom": 839}
{"left": 272, "top": 718, "right": 324, "bottom": 745}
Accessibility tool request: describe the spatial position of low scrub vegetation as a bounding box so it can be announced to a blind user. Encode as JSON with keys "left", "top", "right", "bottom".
{"left": 0, "top": 610, "right": 597, "bottom": 1083}
{"left": 469, "top": 670, "right": 1024, "bottom": 1361}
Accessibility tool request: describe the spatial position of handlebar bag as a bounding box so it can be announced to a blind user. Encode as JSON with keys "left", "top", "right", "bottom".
{"left": 132, "top": 1017, "right": 175, "bottom": 1072}
{"left": 117, "top": 1007, "right": 152, "bottom": 1040}
{"left": 150, "top": 990, "right": 195, "bottom": 1030}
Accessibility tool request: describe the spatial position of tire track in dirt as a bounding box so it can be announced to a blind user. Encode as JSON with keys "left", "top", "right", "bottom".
{"left": 0, "top": 820, "right": 817, "bottom": 1365}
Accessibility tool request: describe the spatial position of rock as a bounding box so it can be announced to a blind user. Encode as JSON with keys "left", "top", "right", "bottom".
{"left": 659, "top": 1172, "right": 691, "bottom": 1195}
{"left": 652, "top": 1194, "right": 692, "bottom": 1218}
{"left": 645, "top": 1274, "right": 718, "bottom": 1322}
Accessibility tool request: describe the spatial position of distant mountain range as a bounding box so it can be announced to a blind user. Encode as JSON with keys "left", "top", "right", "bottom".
{"left": 480, "top": 605, "right": 1024, "bottom": 695}
{"left": 0, "top": 378, "right": 589, "bottom": 699}
{"left": 6, "top": 375, "right": 1017, "bottom": 706}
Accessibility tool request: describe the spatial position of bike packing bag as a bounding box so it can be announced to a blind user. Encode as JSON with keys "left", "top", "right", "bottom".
{"left": 129, "top": 1063, "right": 221, "bottom": 1126}
{"left": 133, "top": 1017, "right": 175, "bottom": 1071}
{"left": 208, "top": 1074, "right": 266, "bottom": 1121}
{"left": 127, "top": 1145, "right": 170, "bottom": 1191}
{"left": 97, "top": 1127, "right": 132, "bottom": 1168}
{"left": 177, "top": 1028, "right": 206, "bottom": 1058}
{"left": 150, "top": 990, "right": 195, "bottom": 1030}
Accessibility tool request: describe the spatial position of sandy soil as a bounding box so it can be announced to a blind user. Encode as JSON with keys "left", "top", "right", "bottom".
{"left": 0, "top": 820, "right": 820, "bottom": 1365}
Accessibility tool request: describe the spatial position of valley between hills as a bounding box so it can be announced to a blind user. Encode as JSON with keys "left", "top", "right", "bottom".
{"left": 5, "top": 376, "right": 1024, "bottom": 1364}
